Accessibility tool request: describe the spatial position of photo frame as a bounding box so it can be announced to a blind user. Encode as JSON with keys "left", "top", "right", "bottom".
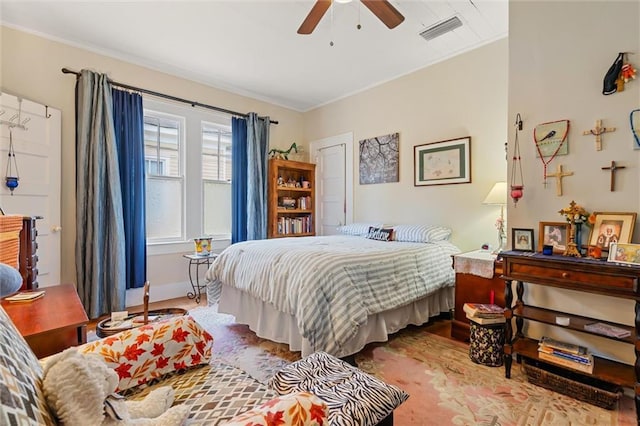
{"left": 538, "top": 221, "right": 569, "bottom": 254}
{"left": 512, "top": 228, "right": 534, "bottom": 251}
{"left": 607, "top": 243, "right": 640, "bottom": 265}
{"left": 413, "top": 136, "right": 471, "bottom": 186}
{"left": 587, "top": 212, "right": 637, "bottom": 252}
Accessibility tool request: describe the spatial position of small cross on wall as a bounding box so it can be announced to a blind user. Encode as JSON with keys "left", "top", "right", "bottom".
{"left": 601, "top": 160, "right": 626, "bottom": 191}
{"left": 546, "top": 164, "right": 573, "bottom": 196}
{"left": 582, "top": 119, "right": 616, "bottom": 151}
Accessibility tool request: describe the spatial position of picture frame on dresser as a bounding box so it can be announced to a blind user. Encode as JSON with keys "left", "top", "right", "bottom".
{"left": 587, "top": 211, "right": 636, "bottom": 253}
{"left": 512, "top": 228, "right": 534, "bottom": 251}
{"left": 607, "top": 242, "right": 640, "bottom": 265}
{"left": 538, "top": 221, "right": 568, "bottom": 254}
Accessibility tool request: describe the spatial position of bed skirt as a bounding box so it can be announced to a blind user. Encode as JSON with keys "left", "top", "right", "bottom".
{"left": 216, "top": 286, "right": 454, "bottom": 358}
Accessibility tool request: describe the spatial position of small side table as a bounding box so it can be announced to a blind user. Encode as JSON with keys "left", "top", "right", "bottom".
{"left": 1, "top": 284, "right": 88, "bottom": 358}
{"left": 183, "top": 253, "right": 218, "bottom": 303}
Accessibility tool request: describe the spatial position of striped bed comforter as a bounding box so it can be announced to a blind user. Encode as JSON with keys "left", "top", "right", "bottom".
{"left": 205, "top": 235, "right": 459, "bottom": 355}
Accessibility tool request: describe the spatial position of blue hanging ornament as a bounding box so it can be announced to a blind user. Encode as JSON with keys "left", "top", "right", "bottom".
{"left": 5, "top": 129, "right": 19, "bottom": 195}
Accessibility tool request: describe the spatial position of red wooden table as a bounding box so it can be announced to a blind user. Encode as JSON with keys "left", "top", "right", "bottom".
{"left": 1, "top": 283, "right": 88, "bottom": 358}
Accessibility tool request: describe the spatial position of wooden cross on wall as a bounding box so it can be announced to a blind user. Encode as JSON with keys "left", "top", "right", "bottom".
{"left": 582, "top": 119, "right": 616, "bottom": 151}
{"left": 601, "top": 160, "right": 626, "bottom": 191}
{"left": 546, "top": 164, "right": 573, "bottom": 196}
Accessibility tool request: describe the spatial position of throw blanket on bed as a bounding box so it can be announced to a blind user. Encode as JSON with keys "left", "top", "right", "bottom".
{"left": 205, "top": 235, "right": 459, "bottom": 355}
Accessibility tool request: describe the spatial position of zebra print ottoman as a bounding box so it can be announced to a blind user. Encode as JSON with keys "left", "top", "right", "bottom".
{"left": 268, "top": 351, "right": 408, "bottom": 426}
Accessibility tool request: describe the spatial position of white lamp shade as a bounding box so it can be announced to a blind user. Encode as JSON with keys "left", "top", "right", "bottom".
{"left": 482, "top": 182, "right": 507, "bottom": 205}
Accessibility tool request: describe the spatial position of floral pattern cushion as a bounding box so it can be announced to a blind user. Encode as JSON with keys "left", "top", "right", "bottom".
{"left": 223, "top": 391, "right": 328, "bottom": 426}
{"left": 80, "top": 315, "right": 213, "bottom": 391}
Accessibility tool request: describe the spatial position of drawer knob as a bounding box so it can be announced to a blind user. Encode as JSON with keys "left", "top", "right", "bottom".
{"left": 562, "top": 272, "right": 569, "bottom": 278}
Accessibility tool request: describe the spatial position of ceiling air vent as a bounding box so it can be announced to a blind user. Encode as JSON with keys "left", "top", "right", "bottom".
{"left": 419, "top": 16, "right": 463, "bottom": 41}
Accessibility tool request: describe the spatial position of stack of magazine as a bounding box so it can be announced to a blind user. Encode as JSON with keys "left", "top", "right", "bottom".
{"left": 538, "top": 336, "right": 594, "bottom": 374}
{"left": 584, "top": 322, "right": 631, "bottom": 338}
{"left": 463, "top": 303, "right": 505, "bottom": 325}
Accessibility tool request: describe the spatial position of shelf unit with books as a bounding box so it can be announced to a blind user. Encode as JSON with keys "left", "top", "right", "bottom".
{"left": 267, "top": 158, "right": 316, "bottom": 238}
{"left": 500, "top": 251, "right": 639, "bottom": 420}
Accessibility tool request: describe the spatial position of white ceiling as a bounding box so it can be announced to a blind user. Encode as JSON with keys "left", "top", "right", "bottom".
{"left": 0, "top": 0, "right": 508, "bottom": 112}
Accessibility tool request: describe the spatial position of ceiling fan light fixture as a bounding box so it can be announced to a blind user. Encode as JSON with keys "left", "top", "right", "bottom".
{"left": 334, "top": 0, "right": 353, "bottom": 3}
{"left": 419, "top": 16, "right": 463, "bottom": 42}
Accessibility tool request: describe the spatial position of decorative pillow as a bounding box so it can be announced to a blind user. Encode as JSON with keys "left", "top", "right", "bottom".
{"left": 223, "top": 392, "right": 328, "bottom": 426}
{"left": 392, "top": 224, "right": 452, "bottom": 243}
{"left": 79, "top": 314, "right": 213, "bottom": 391}
{"left": 269, "top": 351, "right": 408, "bottom": 426}
{"left": 0, "top": 262, "right": 22, "bottom": 297}
{"left": 365, "top": 226, "right": 394, "bottom": 242}
{"left": 337, "top": 223, "right": 383, "bottom": 236}
{"left": 0, "top": 306, "right": 56, "bottom": 425}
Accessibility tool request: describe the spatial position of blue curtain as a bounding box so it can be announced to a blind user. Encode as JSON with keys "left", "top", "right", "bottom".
{"left": 75, "top": 70, "right": 126, "bottom": 318}
{"left": 231, "top": 117, "right": 248, "bottom": 243}
{"left": 246, "top": 113, "right": 270, "bottom": 240}
{"left": 112, "top": 89, "right": 147, "bottom": 289}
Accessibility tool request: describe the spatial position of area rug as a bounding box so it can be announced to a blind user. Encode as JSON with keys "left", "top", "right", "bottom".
{"left": 188, "top": 305, "right": 635, "bottom": 426}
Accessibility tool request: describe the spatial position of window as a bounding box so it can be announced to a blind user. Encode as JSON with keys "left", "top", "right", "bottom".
{"left": 143, "top": 99, "right": 232, "bottom": 247}
{"left": 143, "top": 111, "right": 183, "bottom": 242}
{"left": 202, "top": 122, "right": 232, "bottom": 236}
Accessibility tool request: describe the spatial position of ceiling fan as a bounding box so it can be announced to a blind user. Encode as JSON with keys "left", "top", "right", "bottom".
{"left": 297, "top": 0, "right": 405, "bottom": 35}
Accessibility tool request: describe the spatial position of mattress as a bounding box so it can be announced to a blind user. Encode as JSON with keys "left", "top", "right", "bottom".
{"left": 206, "top": 235, "right": 459, "bottom": 356}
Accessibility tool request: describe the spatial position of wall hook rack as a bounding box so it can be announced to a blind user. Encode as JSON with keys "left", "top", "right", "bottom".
{"left": 0, "top": 98, "right": 30, "bottom": 130}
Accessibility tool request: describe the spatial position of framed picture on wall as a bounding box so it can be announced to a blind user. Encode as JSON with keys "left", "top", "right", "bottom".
{"left": 587, "top": 212, "right": 637, "bottom": 252}
{"left": 538, "top": 221, "right": 569, "bottom": 254}
{"left": 512, "top": 228, "right": 534, "bottom": 251}
{"left": 413, "top": 136, "right": 471, "bottom": 186}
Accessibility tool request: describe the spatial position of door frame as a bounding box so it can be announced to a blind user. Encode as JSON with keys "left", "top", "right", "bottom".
{"left": 309, "top": 132, "right": 354, "bottom": 231}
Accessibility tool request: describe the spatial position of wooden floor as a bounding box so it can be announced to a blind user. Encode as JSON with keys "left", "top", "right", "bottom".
{"left": 89, "top": 294, "right": 454, "bottom": 339}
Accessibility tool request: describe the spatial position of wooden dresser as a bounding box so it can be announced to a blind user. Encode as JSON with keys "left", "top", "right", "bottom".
{"left": 19, "top": 216, "right": 41, "bottom": 290}
{"left": 451, "top": 250, "right": 505, "bottom": 341}
{"left": 500, "top": 251, "right": 639, "bottom": 424}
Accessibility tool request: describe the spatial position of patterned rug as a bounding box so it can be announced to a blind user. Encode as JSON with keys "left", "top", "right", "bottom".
{"left": 188, "top": 305, "right": 635, "bottom": 426}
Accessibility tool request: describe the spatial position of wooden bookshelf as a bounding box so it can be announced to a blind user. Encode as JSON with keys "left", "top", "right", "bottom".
{"left": 267, "top": 158, "right": 315, "bottom": 238}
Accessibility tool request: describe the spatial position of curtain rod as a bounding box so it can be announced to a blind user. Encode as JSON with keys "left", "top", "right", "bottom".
{"left": 61, "top": 68, "right": 278, "bottom": 125}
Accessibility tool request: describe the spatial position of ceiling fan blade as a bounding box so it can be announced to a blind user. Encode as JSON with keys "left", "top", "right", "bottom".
{"left": 298, "top": 0, "right": 332, "bottom": 34}
{"left": 360, "top": 0, "right": 405, "bottom": 29}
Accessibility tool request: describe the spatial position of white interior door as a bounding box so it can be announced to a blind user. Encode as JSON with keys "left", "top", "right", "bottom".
{"left": 310, "top": 132, "right": 353, "bottom": 236}
{"left": 0, "top": 92, "right": 61, "bottom": 287}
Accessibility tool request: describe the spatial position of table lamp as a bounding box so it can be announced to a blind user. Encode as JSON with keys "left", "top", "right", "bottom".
{"left": 483, "top": 182, "right": 507, "bottom": 254}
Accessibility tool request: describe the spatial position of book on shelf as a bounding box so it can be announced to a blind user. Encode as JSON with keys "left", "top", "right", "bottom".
{"left": 538, "top": 351, "right": 594, "bottom": 374}
{"left": 462, "top": 303, "right": 505, "bottom": 318}
{"left": 584, "top": 322, "right": 631, "bottom": 338}
{"left": 539, "top": 336, "right": 588, "bottom": 355}
{"left": 538, "top": 345, "right": 591, "bottom": 364}
{"left": 3, "top": 290, "right": 45, "bottom": 302}
{"left": 465, "top": 313, "right": 506, "bottom": 325}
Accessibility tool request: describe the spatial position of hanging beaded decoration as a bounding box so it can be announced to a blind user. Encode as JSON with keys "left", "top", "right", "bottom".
{"left": 631, "top": 109, "right": 640, "bottom": 148}
{"left": 534, "top": 119, "right": 570, "bottom": 185}
{"left": 5, "top": 129, "right": 19, "bottom": 194}
{"left": 510, "top": 113, "right": 524, "bottom": 205}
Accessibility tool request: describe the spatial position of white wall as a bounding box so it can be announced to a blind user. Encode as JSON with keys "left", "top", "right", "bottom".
{"left": 0, "top": 26, "right": 304, "bottom": 305}
{"left": 303, "top": 39, "right": 509, "bottom": 252}
{"left": 508, "top": 1, "right": 640, "bottom": 364}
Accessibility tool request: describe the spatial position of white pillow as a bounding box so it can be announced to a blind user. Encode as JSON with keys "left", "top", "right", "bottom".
{"left": 336, "top": 223, "right": 383, "bottom": 236}
{"left": 392, "top": 224, "right": 452, "bottom": 243}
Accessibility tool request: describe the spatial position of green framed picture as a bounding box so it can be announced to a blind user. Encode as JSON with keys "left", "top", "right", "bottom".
{"left": 413, "top": 136, "right": 471, "bottom": 186}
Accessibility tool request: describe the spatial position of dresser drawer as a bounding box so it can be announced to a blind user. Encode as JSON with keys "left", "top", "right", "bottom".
{"left": 504, "top": 256, "right": 639, "bottom": 297}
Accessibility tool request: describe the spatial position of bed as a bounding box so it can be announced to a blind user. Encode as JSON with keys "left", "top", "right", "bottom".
{"left": 205, "top": 225, "right": 460, "bottom": 358}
